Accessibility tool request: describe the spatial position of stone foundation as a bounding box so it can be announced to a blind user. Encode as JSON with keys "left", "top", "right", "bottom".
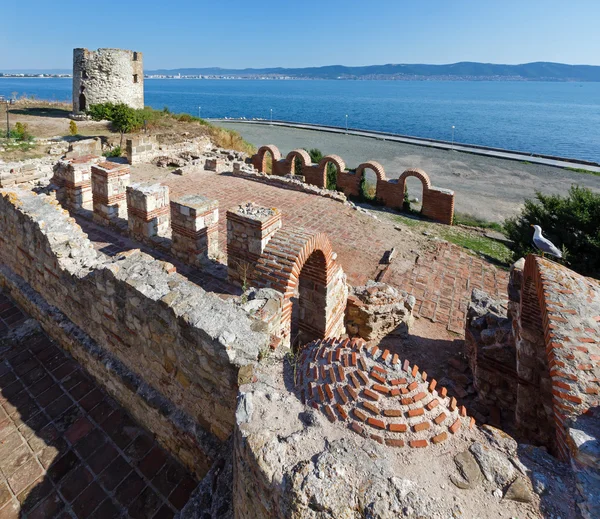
{"left": 126, "top": 134, "right": 160, "bottom": 165}
{"left": 52, "top": 155, "right": 100, "bottom": 211}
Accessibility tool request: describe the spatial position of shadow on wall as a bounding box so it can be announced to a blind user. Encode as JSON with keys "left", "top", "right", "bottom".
{"left": 0, "top": 315, "right": 197, "bottom": 518}
{"left": 250, "top": 144, "right": 455, "bottom": 225}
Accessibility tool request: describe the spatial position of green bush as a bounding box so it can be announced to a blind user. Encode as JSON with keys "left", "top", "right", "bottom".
{"left": 306, "top": 148, "right": 337, "bottom": 190}
{"left": 10, "top": 122, "right": 32, "bottom": 141}
{"left": 69, "top": 120, "right": 78, "bottom": 136}
{"left": 103, "top": 146, "right": 122, "bottom": 158}
{"left": 504, "top": 185, "right": 600, "bottom": 277}
{"left": 87, "top": 102, "right": 116, "bottom": 121}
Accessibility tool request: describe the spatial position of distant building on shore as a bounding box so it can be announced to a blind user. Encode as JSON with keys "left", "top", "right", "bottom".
{"left": 72, "top": 48, "right": 144, "bottom": 114}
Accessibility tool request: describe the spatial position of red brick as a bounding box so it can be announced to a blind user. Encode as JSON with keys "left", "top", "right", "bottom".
{"left": 392, "top": 354, "right": 399, "bottom": 365}
{"left": 357, "top": 371, "right": 370, "bottom": 385}
{"left": 411, "top": 365, "right": 419, "bottom": 377}
{"left": 385, "top": 438, "right": 404, "bottom": 448}
{"left": 449, "top": 419, "right": 461, "bottom": 434}
{"left": 428, "top": 379, "right": 437, "bottom": 392}
{"left": 350, "top": 422, "right": 364, "bottom": 436}
{"left": 366, "top": 417, "right": 385, "bottom": 430}
{"left": 410, "top": 439, "right": 428, "bottom": 448}
{"left": 363, "top": 388, "right": 380, "bottom": 401}
{"left": 459, "top": 406, "right": 467, "bottom": 417}
{"left": 390, "top": 388, "right": 400, "bottom": 396}
{"left": 324, "top": 384, "right": 334, "bottom": 401}
{"left": 372, "top": 384, "right": 390, "bottom": 394}
{"left": 401, "top": 398, "right": 413, "bottom": 405}
{"left": 353, "top": 409, "right": 367, "bottom": 422}
{"left": 412, "top": 392, "right": 427, "bottom": 402}
{"left": 434, "top": 412, "right": 447, "bottom": 425}
{"left": 407, "top": 408, "right": 424, "bottom": 417}
{"left": 439, "top": 387, "right": 448, "bottom": 398}
{"left": 345, "top": 385, "right": 358, "bottom": 401}
{"left": 413, "top": 421, "right": 430, "bottom": 432}
{"left": 335, "top": 404, "right": 348, "bottom": 420}
{"left": 336, "top": 386, "right": 348, "bottom": 404}
{"left": 383, "top": 409, "right": 402, "bottom": 417}
{"left": 421, "top": 371, "right": 428, "bottom": 382}
{"left": 372, "top": 365, "right": 387, "bottom": 375}
{"left": 388, "top": 423, "right": 407, "bottom": 433}
{"left": 390, "top": 378, "right": 407, "bottom": 386}
{"left": 432, "top": 432, "right": 448, "bottom": 444}
{"left": 362, "top": 402, "right": 379, "bottom": 415}
{"left": 407, "top": 382, "right": 419, "bottom": 391}
{"left": 324, "top": 405, "right": 336, "bottom": 423}
{"left": 370, "top": 434, "right": 384, "bottom": 444}
{"left": 449, "top": 397, "right": 457, "bottom": 411}
{"left": 370, "top": 371, "right": 386, "bottom": 384}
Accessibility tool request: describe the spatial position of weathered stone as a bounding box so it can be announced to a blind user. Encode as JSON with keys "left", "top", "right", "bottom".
{"left": 469, "top": 442, "right": 517, "bottom": 488}
{"left": 503, "top": 477, "right": 533, "bottom": 503}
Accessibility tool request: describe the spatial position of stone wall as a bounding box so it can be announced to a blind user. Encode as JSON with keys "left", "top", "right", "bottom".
{"left": 126, "top": 134, "right": 160, "bottom": 165}
{"left": 65, "top": 137, "right": 102, "bottom": 158}
{"left": 250, "top": 144, "right": 455, "bottom": 225}
{"left": 0, "top": 188, "right": 271, "bottom": 477}
{"left": 72, "top": 48, "right": 144, "bottom": 113}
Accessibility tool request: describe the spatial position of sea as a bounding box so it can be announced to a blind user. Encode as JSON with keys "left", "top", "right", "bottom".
{"left": 2, "top": 78, "right": 600, "bottom": 162}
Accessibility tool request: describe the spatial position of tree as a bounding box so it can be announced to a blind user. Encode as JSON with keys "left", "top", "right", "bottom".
{"left": 504, "top": 185, "right": 600, "bottom": 278}
{"left": 69, "top": 120, "right": 78, "bottom": 136}
{"left": 110, "top": 104, "right": 140, "bottom": 146}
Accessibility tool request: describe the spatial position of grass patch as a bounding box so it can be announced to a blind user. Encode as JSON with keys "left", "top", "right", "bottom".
{"left": 453, "top": 212, "right": 504, "bottom": 232}
{"left": 438, "top": 228, "right": 512, "bottom": 265}
{"left": 392, "top": 214, "right": 423, "bottom": 228}
{"left": 566, "top": 166, "right": 600, "bottom": 176}
{"left": 207, "top": 126, "right": 256, "bottom": 155}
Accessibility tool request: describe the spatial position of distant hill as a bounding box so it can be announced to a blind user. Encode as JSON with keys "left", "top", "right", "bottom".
{"left": 146, "top": 62, "right": 600, "bottom": 81}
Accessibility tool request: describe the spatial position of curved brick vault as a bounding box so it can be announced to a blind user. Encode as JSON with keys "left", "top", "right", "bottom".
{"left": 253, "top": 228, "right": 347, "bottom": 345}
{"left": 520, "top": 254, "right": 600, "bottom": 460}
{"left": 295, "top": 337, "right": 475, "bottom": 448}
{"left": 253, "top": 145, "right": 281, "bottom": 172}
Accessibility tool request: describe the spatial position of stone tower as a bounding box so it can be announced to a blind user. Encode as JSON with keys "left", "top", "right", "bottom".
{"left": 72, "top": 48, "right": 144, "bottom": 114}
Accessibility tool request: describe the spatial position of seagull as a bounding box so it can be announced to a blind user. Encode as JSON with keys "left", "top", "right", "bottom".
{"left": 531, "top": 224, "right": 562, "bottom": 258}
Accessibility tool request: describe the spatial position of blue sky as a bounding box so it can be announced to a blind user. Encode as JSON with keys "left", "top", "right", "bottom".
{"left": 2, "top": 0, "right": 599, "bottom": 69}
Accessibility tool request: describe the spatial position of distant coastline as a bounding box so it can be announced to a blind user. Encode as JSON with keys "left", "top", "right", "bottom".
{"left": 2, "top": 61, "right": 600, "bottom": 81}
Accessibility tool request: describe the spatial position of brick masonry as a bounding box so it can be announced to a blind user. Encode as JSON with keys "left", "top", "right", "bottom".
{"left": 91, "top": 161, "right": 131, "bottom": 226}
{"left": 253, "top": 227, "right": 348, "bottom": 346}
{"left": 126, "top": 135, "right": 160, "bottom": 166}
{"left": 126, "top": 182, "right": 170, "bottom": 242}
{"left": 0, "top": 188, "right": 271, "bottom": 479}
{"left": 295, "top": 337, "right": 475, "bottom": 448}
{"left": 250, "top": 144, "right": 455, "bottom": 225}
{"left": 170, "top": 194, "right": 220, "bottom": 266}
{"left": 0, "top": 293, "right": 198, "bottom": 518}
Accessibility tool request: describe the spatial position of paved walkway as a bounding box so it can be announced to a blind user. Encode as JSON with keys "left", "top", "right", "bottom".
{"left": 0, "top": 292, "right": 198, "bottom": 519}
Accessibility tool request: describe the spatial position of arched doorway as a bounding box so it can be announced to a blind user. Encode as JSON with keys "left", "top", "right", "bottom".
{"left": 253, "top": 229, "right": 347, "bottom": 349}
{"left": 253, "top": 145, "right": 281, "bottom": 174}
{"left": 78, "top": 93, "right": 86, "bottom": 112}
{"left": 355, "top": 161, "right": 386, "bottom": 202}
{"left": 399, "top": 168, "right": 431, "bottom": 213}
{"left": 286, "top": 149, "right": 311, "bottom": 177}
{"left": 317, "top": 155, "right": 345, "bottom": 190}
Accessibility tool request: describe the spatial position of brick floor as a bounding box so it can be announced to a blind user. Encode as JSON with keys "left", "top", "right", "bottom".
{"left": 387, "top": 241, "right": 509, "bottom": 334}
{"left": 0, "top": 293, "right": 198, "bottom": 518}
{"left": 130, "top": 168, "right": 509, "bottom": 335}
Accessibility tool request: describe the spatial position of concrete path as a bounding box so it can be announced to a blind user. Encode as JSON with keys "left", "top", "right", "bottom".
{"left": 212, "top": 120, "right": 600, "bottom": 222}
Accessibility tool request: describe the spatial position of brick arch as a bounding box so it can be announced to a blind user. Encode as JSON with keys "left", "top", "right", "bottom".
{"left": 318, "top": 155, "right": 346, "bottom": 175}
{"left": 356, "top": 161, "right": 387, "bottom": 182}
{"left": 399, "top": 168, "right": 431, "bottom": 191}
{"left": 252, "top": 145, "right": 281, "bottom": 173}
{"left": 253, "top": 228, "right": 347, "bottom": 346}
{"left": 286, "top": 149, "right": 312, "bottom": 175}
{"left": 520, "top": 254, "right": 600, "bottom": 460}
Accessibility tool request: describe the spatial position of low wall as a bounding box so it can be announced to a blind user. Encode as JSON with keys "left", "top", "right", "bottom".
{"left": 0, "top": 188, "right": 271, "bottom": 477}
{"left": 126, "top": 134, "right": 160, "bottom": 164}
{"left": 250, "top": 145, "right": 455, "bottom": 225}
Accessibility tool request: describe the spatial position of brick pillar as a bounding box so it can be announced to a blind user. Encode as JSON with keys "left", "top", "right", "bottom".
{"left": 226, "top": 203, "right": 282, "bottom": 287}
{"left": 56, "top": 155, "right": 100, "bottom": 211}
{"left": 91, "top": 162, "right": 131, "bottom": 226}
{"left": 170, "top": 194, "right": 219, "bottom": 266}
{"left": 126, "top": 182, "right": 170, "bottom": 242}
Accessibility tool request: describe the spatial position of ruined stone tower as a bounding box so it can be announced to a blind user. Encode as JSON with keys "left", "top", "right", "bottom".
{"left": 72, "top": 48, "right": 144, "bottom": 114}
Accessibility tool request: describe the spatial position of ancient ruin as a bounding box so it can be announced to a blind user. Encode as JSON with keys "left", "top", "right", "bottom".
{"left": 0, "top": 129, "right": 597, "bottom": 519}
{"left": 72, "top": 48, "right": 144, "bottom": 114}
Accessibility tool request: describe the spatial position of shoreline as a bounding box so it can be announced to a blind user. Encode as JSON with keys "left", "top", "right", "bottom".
{"left": 208, "top": 119, "right": 600, "bottom": 172}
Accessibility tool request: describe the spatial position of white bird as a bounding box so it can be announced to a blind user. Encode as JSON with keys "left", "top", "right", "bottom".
{"left": 531, "top": 225, "right": 562, "bottom": 258}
